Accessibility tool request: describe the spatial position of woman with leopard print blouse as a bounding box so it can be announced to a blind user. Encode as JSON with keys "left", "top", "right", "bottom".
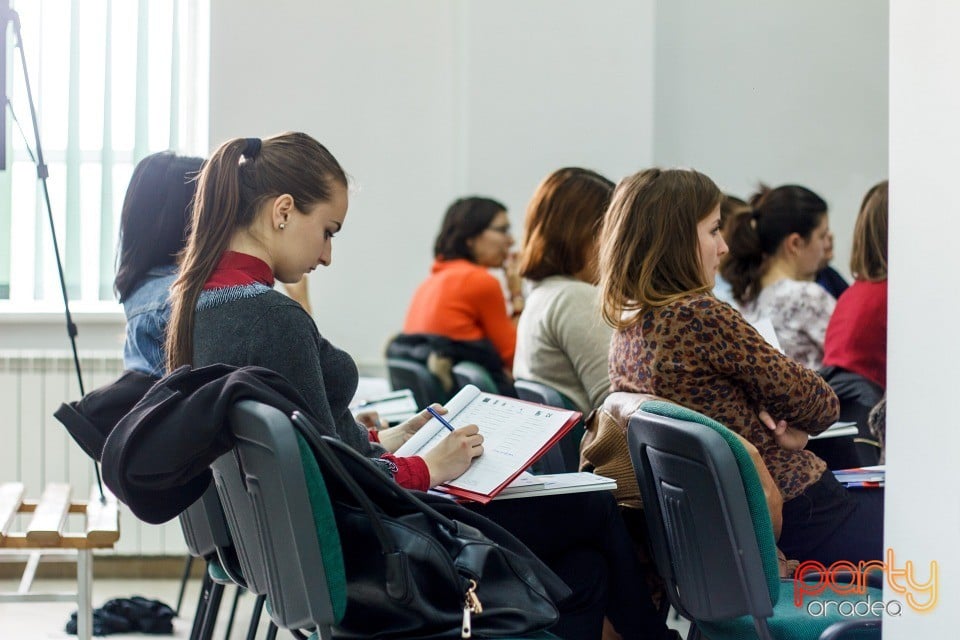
{"left": 597, "top": 168, "right": 883, "bottom": 566}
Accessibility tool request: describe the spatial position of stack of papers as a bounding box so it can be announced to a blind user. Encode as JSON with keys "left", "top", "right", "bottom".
{"left": 350, "top": 389, "right": 419, "bottom": 424}
{"left": 832, "top": 465, "right": 885, "bottom": 488}
{"left": 493, "top": 472, "right": 617, "bottom": 500}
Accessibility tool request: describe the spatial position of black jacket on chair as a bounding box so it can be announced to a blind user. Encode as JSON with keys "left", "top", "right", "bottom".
{"left": 59, "top": 364, "right": 316, "bottom": 524}
{"left": 55, "top": 369, "right": 158, "bottom": 463}
{"left": 386, "top": 333, "right": 516, "bottom": 396}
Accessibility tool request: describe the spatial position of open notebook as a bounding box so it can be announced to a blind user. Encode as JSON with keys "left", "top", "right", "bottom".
{"left": 395, "top": 384, "right": 581, "bottom": 503}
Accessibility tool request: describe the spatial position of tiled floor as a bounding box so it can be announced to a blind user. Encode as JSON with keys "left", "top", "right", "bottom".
{"left": 0, "top": 575, "right": 691, "bottom": 639}
{"left": 0, "top": 577, "right": 271, "bottom": 639}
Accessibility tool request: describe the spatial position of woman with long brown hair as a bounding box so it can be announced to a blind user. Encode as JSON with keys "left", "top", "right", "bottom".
{"left": 513, "top": 167, "right": 616, "bottom": 414}
{"left": 598, "top": 168, "right": 883, "bottom": 566}
{"left": 822, "top": 180, "right": 889, "bottom": 393}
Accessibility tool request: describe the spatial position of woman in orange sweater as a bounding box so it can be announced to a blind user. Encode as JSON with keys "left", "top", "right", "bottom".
{"left": 403, "top": 197, "right": 521, "bottom": 385}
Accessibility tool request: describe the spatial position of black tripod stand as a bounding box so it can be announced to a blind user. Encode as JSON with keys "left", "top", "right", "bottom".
{"left": 2, "top": 1, "right": 105, "bottom": 500}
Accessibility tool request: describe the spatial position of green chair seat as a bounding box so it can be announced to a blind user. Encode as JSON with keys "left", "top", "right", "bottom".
{"left": 206, "top": 558, "right": 230, "bottom": 584}
{"left": 699, "top": 581, "right": 881, "bottom": 640}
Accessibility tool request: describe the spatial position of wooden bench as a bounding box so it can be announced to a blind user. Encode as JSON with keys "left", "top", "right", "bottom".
{"left": 0, "top": 482, "right": 119, "bottom": 640}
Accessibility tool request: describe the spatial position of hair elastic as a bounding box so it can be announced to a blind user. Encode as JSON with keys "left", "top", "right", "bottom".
{"left": 242, "top": 137, "right": 262, "bottom": 159}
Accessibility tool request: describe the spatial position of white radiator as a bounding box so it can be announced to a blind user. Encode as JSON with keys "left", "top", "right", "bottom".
{"left": 0, "top": 351, "right": 186, "bottom": 556}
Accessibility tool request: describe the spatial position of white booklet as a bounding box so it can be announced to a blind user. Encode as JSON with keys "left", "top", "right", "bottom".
{"left": 493, "top": 472, "right": 617, "bottom": 501}
{"left": 395, "top": 384, "right": 581, "bottom": 503}
{"left": 809, "top": 421, "right": 858, "bottom": 440}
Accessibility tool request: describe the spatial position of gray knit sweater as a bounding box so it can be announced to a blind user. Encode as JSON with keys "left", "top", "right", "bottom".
{"left": 193, "top": 284, "right": 385, "bottom": 458}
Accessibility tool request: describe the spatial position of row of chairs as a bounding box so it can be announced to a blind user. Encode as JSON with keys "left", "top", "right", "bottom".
{"left": 176, "top": 362, "right": 880, "bottom": 638}
{"left": 174, "top": 395, "right": 880, "bottom": 640}
{"left": 189, "top": 399, "right": 559, "bottom": 639}
{"left": 385, "top": 358, "right": 882, "bottom": 638}
{"left": 157, "top": 353, "right": 885, "bottom": 639}
{"left": 171, "top": 360, "right": 579, "bottom": 639}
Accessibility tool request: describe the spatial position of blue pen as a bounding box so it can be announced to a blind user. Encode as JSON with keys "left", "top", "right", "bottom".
{"left": 426, "top": 406, "right": 456, "bottom": 432}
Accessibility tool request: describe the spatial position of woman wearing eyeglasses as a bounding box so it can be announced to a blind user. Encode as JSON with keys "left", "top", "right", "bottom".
{"left": 400, "top": 197, "right": 521, "bottom": 393}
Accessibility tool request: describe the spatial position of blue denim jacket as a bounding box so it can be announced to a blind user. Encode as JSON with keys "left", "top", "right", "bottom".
{"left": 122, "top": 265, "right": 178, "bottom": 376}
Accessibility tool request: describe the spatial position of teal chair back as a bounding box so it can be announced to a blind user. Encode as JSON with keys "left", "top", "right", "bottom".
{"left": 452, "top": 360, "right": 499, "bottom": 393}
{"left": 628, "top": 401, "right": 881, "bottom": 640}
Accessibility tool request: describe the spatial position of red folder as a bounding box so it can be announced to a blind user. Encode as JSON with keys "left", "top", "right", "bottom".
{"left": 435, "top": 399, "right": 581, "bottom": 504}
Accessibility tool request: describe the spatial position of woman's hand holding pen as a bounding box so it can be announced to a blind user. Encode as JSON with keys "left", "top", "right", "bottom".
{"left": 423, "top": 423, "right": 484, "bottom": 487}
{"left": 375, "top": 403, "right": 483, "bottom": 486}
{"left": 376, "top": 404, "right": 448, "bottom": 453}
{"left": 759, "top": 409, "right": 809, "bottom": 451}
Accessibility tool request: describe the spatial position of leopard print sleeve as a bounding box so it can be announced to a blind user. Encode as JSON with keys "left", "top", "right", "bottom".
{"left": 692, "top": 297, "right": 839, "bottom": 434}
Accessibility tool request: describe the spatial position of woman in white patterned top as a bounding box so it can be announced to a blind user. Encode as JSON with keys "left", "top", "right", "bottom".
{"left": 719, "top": 185, "right": 836, "bottom": 369}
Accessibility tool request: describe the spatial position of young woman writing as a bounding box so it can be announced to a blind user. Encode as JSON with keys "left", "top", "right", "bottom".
{"left": 165, "top": 132, "right": 674, "bottom": 640}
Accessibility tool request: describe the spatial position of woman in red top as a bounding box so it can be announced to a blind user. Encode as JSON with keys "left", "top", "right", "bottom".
{"left": 822, "top": 181, "right": 888, "bottom": 391}
{"left": 402, "top": 197, "right": 521, "bottom": 381}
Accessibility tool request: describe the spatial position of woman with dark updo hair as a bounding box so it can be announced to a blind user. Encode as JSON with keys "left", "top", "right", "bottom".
{"left": 720, "top": 184, "right": 836, "bottom": 369}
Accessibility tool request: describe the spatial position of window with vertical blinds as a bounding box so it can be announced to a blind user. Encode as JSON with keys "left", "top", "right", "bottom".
{"left": 0, "top": 0, "right": 208, "bottom": 306}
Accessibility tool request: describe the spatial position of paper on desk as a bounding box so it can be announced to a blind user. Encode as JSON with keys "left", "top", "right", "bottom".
{"left": 396, "top": 385, "right": 578, "bottom": 496}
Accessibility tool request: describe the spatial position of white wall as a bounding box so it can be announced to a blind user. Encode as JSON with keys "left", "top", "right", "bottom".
{"left": 653, "top": 0, "right": 888, "bottom": 279}
{"left": 457, "top": 1, "right": 655, "bottom": 204}
{"left": 208, "top": 0, "right": 656, "bottom": 369}
{"left": 12, "top": 1, "right": 886, "bottom": 365}
{"left": 886, "top": 0, "right": 960, "bottom": 635}
{"left": 209, "top": 0, "right": 459, "bottom": 369}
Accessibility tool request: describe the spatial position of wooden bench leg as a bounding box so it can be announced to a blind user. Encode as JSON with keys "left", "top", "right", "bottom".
{"left": 76, "top": 549, "right": 93, "bottom": 640}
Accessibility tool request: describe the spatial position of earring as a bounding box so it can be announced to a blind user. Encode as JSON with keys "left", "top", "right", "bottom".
{"left": 279, "top": 223, "right": 286, "bottom": 230}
